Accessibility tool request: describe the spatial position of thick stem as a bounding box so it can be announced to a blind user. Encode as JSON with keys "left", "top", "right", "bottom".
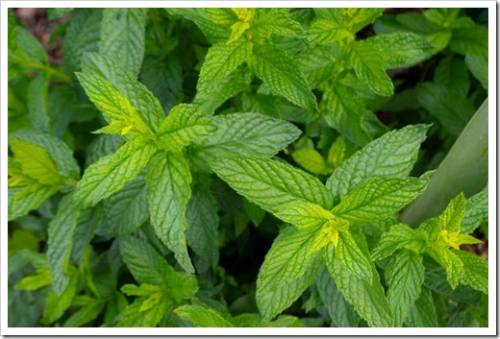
{"left": 400, "top": 99, "right": 488, "bottom": 226}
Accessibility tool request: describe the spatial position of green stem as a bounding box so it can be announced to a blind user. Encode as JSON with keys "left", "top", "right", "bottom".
{"left": 400, "top": 99, "right": 488, "bottom": 226}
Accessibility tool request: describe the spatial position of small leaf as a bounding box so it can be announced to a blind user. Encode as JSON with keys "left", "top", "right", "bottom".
{"left": 291, "top": 147, "right": 330, "bottom": 175}
{"left": 175, "top": 304, "right": 233, "bottom": 327}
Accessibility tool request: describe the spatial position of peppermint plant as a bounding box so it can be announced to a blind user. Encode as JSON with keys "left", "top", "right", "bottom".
{"left": 8, "top": 7, "right": 488, "bottom": 329}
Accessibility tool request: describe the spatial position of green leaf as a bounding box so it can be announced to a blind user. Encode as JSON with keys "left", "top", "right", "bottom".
{"left": 406, "top": 289, "right": 439, "bottom": 327}
{"left": 211, "top": 157, "right": 334, "bottom": 213}
{"left": 47, "top": 194, "right": 82, "bottom": 294}
{"left": 316, "top": 269, "right": 360, "bottom": 327}
{"left": 140, "top": 56, "right": 183, "bottom": 113}
{"left": 74, "top": 137, "right": 156, "bottom": 208}
{"left": 449, "top": 25, "right": 488, "bottom": 57}
{"left": 364, "top": 32, "right": 435, "bottom": 69}
{"left": 252, "top": 43, "right": 317, "bottom": 111}
{"left": 321, "top": 83, "right": 372, "bottom": 146}
{"left": 81, "top": 53, "right": 165, "bottom": 132}
{"left": 119, "top": 284, "right": 173, "bottom": 327}
{"left": 8, "top": 185, "right": 58, "bottom": 221}
{"left": 416, "top": 82, "right": 474, "bottom": 136}
{"left": 99, "top": 9, "right": 146, "bottom": 76}
{"left": 349, "top": 41, "right": 394, "bottom": 96}
{"left": 274, "top": 201, "right": 335, "bottom": 229}
{"left": 64, "top": 298, "right": 105, "bottom": 327}
{"left": 166, "top": 9, "right": 230, "bottom": 44}
{"left": 326, "top": 124, "right": 428, "bottom": 200}
{"left": 76, "top": 69, "right": 155, "bottom": 137}
{"left": 42, "top": 273, "right": 78, "bottom": 324}
{"left": 434, "top": 56, "right": 470, "bottom": 97}
{"left": 157, "top": 104, "right": 216, "bottom": 151}
{"left": 175, "top": 304, "right": 233, "bottom": 327}
{"left": 332, "top": 176, "right": 427, "bottom": 224}
{"left": 194, "top": 112, "right": 300, "bottom": 161}
{"left": 186, "top": 181, "right": 220, "bottom": 269}
{"left": 15, "top": 267, "right": 52, "bottom": 291}
{"left": 10, "top": 130, "right": 80, "bottom": 180}
{"left": 146, "top": 152, "right": 194, "bottom": 273}
{"left": 194, "top": 68, "right": 252, "bottom": 115}
{"left": 385, "top": 250, "right": 425, "bottom": 326}
{"left": 434, "top": 248, "right": 464, "bottom": 289}
{"left": 8, "top": 24, "right": 48, "bottom": 74}
{"left": 63, "top": 9, "right": 102, "bottom": 73}
{"left": 252, "top": 9, "right": 303, "bottom": 42}
{"left": 9, "top": 139, "right": 61, "bottom": 186}
{"left": 291, "top": 147, "right": 330, "bottom": 175}
{"left": 465, "top": 54, "right": 488, "bottom": 90}
{"left": 197, "top": 38, "right": 250, "bottom": 95}
{"left": 334, "top": 231, "right": 373, "bottom": 281}
{"left": 371, "top": 224, "right": 426, "bottom": 261}
{"left": 325, "top": 240, "right": 393, "bottom": 327}
{"left": 456, "top": 251, "right": 487, "bottom": 294}
{"left": 119, "top": 236, "right": 198, "bottom": 299}
{"left": 461, "top": 189, "right": 488, "bottom": 234}
{"left": 103, "top": 174, "right": 148, "bottom": 235}
{"left": 27, "top": 74, "right": 50, "bottom": 133}
{"left": 256, "top": 226, "right": 326, "bottom": 320}
{"left": 437, "top": 193, "right": 466, "bottom": 233}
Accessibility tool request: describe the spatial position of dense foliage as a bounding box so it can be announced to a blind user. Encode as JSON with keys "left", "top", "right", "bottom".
{"left": 8, "top": 8, "right": 488, "bottom": 328}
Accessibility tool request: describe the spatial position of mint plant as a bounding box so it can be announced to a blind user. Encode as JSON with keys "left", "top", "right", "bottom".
{"left": 8, "top": 7, "right": 488, "bottom": 329}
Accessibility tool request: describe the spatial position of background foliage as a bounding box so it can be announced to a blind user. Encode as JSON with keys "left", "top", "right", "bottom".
{"left": 8, "top": 7, "right": 488, "bottom": 328}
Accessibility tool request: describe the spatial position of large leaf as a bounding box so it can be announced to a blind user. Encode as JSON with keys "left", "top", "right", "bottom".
{"left": 385, "top": 250, "right": 425, "bottom": 326}
{"left": 326, "top": 124, "right": 428, "bottom": 200}
{"left": 365, "top": 32, "right": 435, "bottom": 69}
{"left": 211, "top": 157, "right": 334, "bottom": 213}
{"left": 332, "top": 176, "right": 427, "bottom": 224}
{"left": 74, "top": 137, "right": 156, "bottom": 208}
{"left": 47, "top": 194, "right": 82, "bottom": 294}
{"left": 99, "top": 9, "right": 146, "bottom": 76}
{"left": 186, "top": 181, "right": 220, "bottom": 269}
{"left": 256, "top": 226, "right": 326, "bottom": 320}
{"left": 325, "top": 234, "right": 393, "bottom": 327}
{"left": 194, "top": 113, "right": 301, "bottom": 161}
{"left": 146, "top": 152, "right": 194, "bottom": 273}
